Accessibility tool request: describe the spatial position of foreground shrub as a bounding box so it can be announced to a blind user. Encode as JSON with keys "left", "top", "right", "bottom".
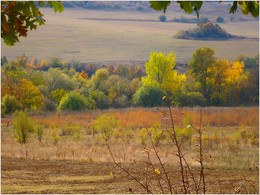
{"left": 12, "top": 111, "right": 35, "bottom": 144}
{"left": 49, "top": 123, "right": 61, "bottom": 145}
{"left": 94, "top": 114, "right": 118, "bottom": 141}
{"left": 59, "top": 91, "right": 88, "bottom": 111}
{"left": 60, "top": 125, "right": 81, "bottom": 141}
{"left": 1, "top": 95, "right": 22, "bottom": 114}
{"left": 35, "top": 123, "right": 44, "bottom": 142}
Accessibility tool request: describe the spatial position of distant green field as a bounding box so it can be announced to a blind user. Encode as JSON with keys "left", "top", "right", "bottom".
{"left": 1, "top": 8, "right": 259, "bottom": 65}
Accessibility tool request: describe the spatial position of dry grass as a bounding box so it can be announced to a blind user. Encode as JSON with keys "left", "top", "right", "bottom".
{"left": 1, "top": 107, "right": 259, "bottom": 193}
{"left": 1, "top": 107, "right": 259, "bottom": 167}
{"left": 2, "top": 106, "right": 256, "bottom": 128}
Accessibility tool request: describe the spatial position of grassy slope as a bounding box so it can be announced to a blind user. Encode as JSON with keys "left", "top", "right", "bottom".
{"left": 1, "top": 8, "right": 259, "bottom": 65}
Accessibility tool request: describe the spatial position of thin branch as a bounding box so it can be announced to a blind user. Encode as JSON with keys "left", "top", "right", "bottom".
{"left": 147, "top": 128, "right": 177, "bottom": 194}
{"left": 167, "top": 100, "right": 187, "bottom": 194}
{"left": 147, "top": 151, "right": 165, "bottom": 194}
{"left": 106, "top": 142, "right": 153, "bottom": 194}
{"left": 182, "top": 155, "right": 199, "bottom": 194}
{"left": 233, "top": 179, "right": 247, "bottom": 194}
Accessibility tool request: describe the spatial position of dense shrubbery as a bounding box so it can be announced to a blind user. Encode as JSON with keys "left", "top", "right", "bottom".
{"left": 1, "top": 95, "right": 22, "bottom": 114}
{"left": 175, "top": 22, "right": 238, "bottom": 40}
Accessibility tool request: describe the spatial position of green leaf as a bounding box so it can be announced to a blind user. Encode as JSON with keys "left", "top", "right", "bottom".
{"left": 178, "top": 1, "right": 193, "bottom": 13}
{"left": 149, "top": 1, "right": 171, "bottom": 13}
{"left": 229, "top": 1, "right": 238, "bottom": 14}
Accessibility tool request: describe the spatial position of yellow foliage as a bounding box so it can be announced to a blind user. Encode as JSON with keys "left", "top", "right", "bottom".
{"left": 142, "top": 51, "right": 186, "bottom": 94}
{"left": 18, "top": 78, "right": 44, "bottom": 109}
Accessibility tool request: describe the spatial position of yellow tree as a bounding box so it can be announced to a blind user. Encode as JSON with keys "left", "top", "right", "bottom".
{"left": 39, "top": 59, "right": 48, "bottom": 70}
{"left": 18, "top": 79, "right": 44, "bottom": 109}
{"left": 142, "top": 51, "right": 186, "bottom": 95}
{"left": 51, "top": 88, "right": 67, "bottom": 104}
{"left": 225, "top": 61, "right": 249, "bottom": 105}
{"left": 210, "top": 59, "right": 230, "bottom": 105}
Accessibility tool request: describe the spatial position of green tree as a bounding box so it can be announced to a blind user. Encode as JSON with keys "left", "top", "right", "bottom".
{"left": 58, "top": 91, "right": 88, "bottom": 111}
{"left": 12, "top": 110, "right": 35, "bottom": 144}
{"left": 1, "top": 95, "right": 22, "bottom": 114}
{"left": 89, "top": 89, "right": 109, "bottom": 109}
{"left": 142, "top": 51, "right": 186, "bottom": 95}
{"left": 188, "top": 47, "right": 216, "bottom": 105}
{"left": 94, "top": 114, "right": 118, "bottom": 141}
{"left": 88, "top": 68, "right": 109, "bottom": 94}
{"left": 44, "top": 68, "right": 70, "bottom": 92}
{"left": 133, "top": 84, "right": 166, "bottom": 107}
{"left": 49, "top": 57, "right": 64, "bottom": 69}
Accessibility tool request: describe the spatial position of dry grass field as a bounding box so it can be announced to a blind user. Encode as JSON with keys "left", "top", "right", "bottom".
{"left": 1, "top": 107, "right": 259, "bottom": 193}
{"left": 1, "top": 157, "right": 258, "bottom": 194}
{"left": 1, "top": 8, "right": 259, "bottom": 65}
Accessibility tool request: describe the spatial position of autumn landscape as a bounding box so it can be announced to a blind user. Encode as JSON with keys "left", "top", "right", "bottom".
{"left": 1, "top": 1, "right": 259, "bottom": 194}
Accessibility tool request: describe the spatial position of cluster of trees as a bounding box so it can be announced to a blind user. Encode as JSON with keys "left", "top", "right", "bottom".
{"left": 1, "top": 47, "right": 258, "bottom": 114}
{"left": 1, "top": 55, "right": 146, "bottom": 114}
{"left": 175, "top": 22, "right": 239, "bottom": 40}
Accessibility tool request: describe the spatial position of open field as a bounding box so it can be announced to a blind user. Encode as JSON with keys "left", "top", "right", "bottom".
{"left": 1, "top": 9, "right": 259, "bottom": 65}
{"left": 1, "top": 107, "right": 259, "bottom": 193}
{"left": 1, "top": 157, "right": 258, "bottom": 194}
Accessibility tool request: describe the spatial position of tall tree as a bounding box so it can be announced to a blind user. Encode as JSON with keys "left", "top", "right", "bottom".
{"left": 188, "top": 47, "right": 216, "bottom": 105}
{"left": 142, "top": 51, "right": 186, "bottom": 95}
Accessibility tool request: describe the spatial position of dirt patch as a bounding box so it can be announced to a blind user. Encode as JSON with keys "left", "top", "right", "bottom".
{"left": 1, "top": 157, "right": 258, "bottom": 194}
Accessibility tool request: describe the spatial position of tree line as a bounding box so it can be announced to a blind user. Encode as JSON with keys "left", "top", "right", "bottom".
{"left": 1, "top": 47, "right": 258, "bottom": 115}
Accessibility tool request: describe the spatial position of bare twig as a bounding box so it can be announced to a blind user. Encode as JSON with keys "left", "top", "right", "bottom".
{"left": 147, "top": 151, "right": 165, "bottom": 194}
{"left": 233, "top": 179, "right": 247, "bottom": 194}
{"left": 106, "top": 142, "right": 153, "bottom": 194}
{"left": 182, "top": 155, "right": 199, "bottom": 194}
{"left": 166, "top": 98, "right": 188, "bottom": 194}
{"left": 145, "top": 161, "right": 149, "bottom": 194}
{"left": 147, "top": 128, "right": 177, "bottom": 194}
